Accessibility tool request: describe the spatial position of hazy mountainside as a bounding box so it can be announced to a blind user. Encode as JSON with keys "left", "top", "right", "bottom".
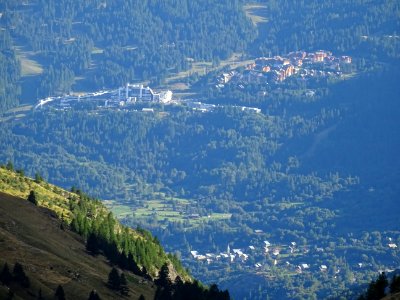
{"left": 298, "top": 68, "right": 400, "bottom": 232}
{"left": 0, "top": 167, "right": 230, "bottom": 300}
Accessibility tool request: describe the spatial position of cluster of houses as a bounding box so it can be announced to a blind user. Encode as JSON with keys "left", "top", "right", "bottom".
{"left": 215, "top": 50, "right": 352, "bottom": 89}
{"left": 188, "top": 235, "right": 399, "bottom": 276}
{"left": 190, "top": 244, "right": 250, "bottom": 265}
{"left": 189, "top": 239, "right": 331, "bottom": 273}
{"left": 35, "top": 83, "right": 173, "bottom": 110}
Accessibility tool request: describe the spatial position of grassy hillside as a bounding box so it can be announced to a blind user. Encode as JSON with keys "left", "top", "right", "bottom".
{"left": 0, "top": 166, "right": 198, "bottom": 299}
{"left": 0, "top": 191, "right": 156, "bottom": 300}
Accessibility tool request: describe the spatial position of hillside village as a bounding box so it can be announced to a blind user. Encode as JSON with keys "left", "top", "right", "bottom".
{"left": 35, "top": 84, "right": 262, "bottom": 114}
{"left": 186, "top": 233, "right": 399, "bottom": 280}
{"left": 35, "top": 84, "right": 173, "bottom": 110}
{"left": 215, "top": 50, "right": 353, "bottom": 90}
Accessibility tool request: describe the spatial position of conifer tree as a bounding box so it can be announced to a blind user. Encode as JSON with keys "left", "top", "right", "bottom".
{"left": 86, "top": 233, "right": 100, "bottom": 255}
{"left": 34, "top": 172, "right": 43, "bottom": 183}
{"left": 27, "top": 190, "right": 38, "bottom": 205}
{"left": 0, "top": 262, "right": 12, "bottom": 285}
{"left": 119, "top": 273, "right": 129, "bottom": 296}
{"left": 13, "top": 262, "right": 30, "bottom": 288}
{"left": 127, "top": 253, "right": 142, "bottom": 275}
{"left": 6, "top": 289, "right": 14, "bottom": 300}
{"left": 88, "top": 290, "right": 101, "bottom": 300}
{"left": 390, "top": 274, "right": 400, "bottom": 294}
{"left": 6, "top": 161, "right": 14, "bottom": 171}
{"left": 55, "top": 285, "right": 66, "bottom": 300}
{"left": 37, "top": 288, "right": 44, "bottom": 300}
{"left": 156, "top": 263, "right": 171, "bottom": 288}
{"left": 107, "top": 267, "right": 121, "bottom": 290}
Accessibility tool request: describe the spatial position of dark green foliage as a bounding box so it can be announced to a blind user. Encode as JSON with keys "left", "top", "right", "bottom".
{"left": 2, "top": 0, "right": 254, "bottom": 98}
{"left": 251, "top": 0, "right": 400, "bottom": 61}
{"left": 119, "top": 273, "right": 129, "bottom": 296}
{"left": 37, "top": 288, "right": 44, "bottom": 300}
{"left": 27, "top": 190, "right": 38, "bottom": 205}
{"left": 155, "top": 264, "right": 173, "bottom": 300}
{"left": 88, "top": 290, "right": 101, "bottom": 300}
{"left": 6, "top": 161, "right": 14, "bottom": 171}
{"left": 0, "top": 31, "right": 21, "bottom": 113}
{"left": 34, "top": 173, "right": 43, "bottom": 183}
{"left": 0, "top": 263, "right": 12, "bottom": 285}
{"left": 12, "top": 262, "right": 30, "bottom": 288}
{"left": 390, "top": 275, "right": 400, "bottom": 294}
{"left": 156, "top": 264, "right": 172, "bottom": 289}
{"left": 68, "top": 190, "right": 176, "bottom": 278}
{"left": 107, "top": 267, "right": 121, "bottom": 291}
{"left": 6, "top": 289, "right": 14, "bottom": 300}
{"left": 155, "top": 278, "right": 230, "bottom": 300}
{"left": 154, "top": 264, "right": 230, "bottom": 300}
{"left": 358, "top": 272, "right": 388, "bottom": 300}
{"left": 86, "top": 233, "right": 100, "bottom": 255}
{"left": 107, "top": 268, "right": 131, "bottom": 295}
{"left": 55, "top": 285, "right": 66, "bottom": 300}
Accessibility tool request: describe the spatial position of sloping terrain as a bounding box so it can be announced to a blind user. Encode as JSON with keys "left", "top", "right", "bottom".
{"left": 0, "top": 191, "right": 156, "bottom": 299}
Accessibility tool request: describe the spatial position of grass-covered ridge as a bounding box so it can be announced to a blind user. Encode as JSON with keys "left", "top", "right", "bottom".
{"left": 0, "top": 165, "right": 190, "bottom": 280}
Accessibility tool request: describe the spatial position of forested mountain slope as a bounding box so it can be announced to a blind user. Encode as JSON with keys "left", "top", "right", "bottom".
{"left": 249, "top": 0, "right": 400, "bottom": 60}
{"left": 0, "top": 0, "right": 254, "bottom": 110}
{"left": 0, "top": 167, "right": 230, "bottom": 300}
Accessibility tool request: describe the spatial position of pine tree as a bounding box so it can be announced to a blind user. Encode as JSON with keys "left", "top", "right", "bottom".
{"left": 156, "top": 263, "right": 171, "bottom": 288}
{"left": 88, "top": 290, "right": 101, "bottom": 300}
{"left": 127, "top": 253, "right": 142, "bottom": 275}
{"left": 107, "top": 267, "right": 120, "bottom": 290}
{"left": 34, "top": 172, "right": 43, "bottom": 183}
{"left": 0, "top": 263, "right": 12, "bottom": 285}
{"left": 6, "top": 161, "right": 14, "bottom": 171}
{"left": 6, "top": 289, "right": 14, "bottom": 300}
{"left": 390, "top": 274, "right": 400, "bottom": 294}
{"left": 119, "top": 273, "right": 129, "bottom": 296}
{"left": 55, "top": 285, "right": 66, "bottom": 300}
{"left": 27, "top": 190, "right": 38, "bottom": 205}
{"left": 86, "top": 233, "right": 100, "bottom": 255}
{"left": 13, "top": 262, "right": 30, "bottom": 288}
{"left": 155, "top": 264, "right": 173, "bottom": 300}
{"left": 37, "top": 288, "right": 44, "bottom": 300}
{"left": 363, "top": 272, "right": 388, "bottom": 300}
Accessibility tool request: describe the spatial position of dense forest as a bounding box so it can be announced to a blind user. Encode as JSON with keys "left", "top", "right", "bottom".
{"left": 1, "top": 0, "right": 399, "bottom": 113}
{"left": 0, "top": 30, "right": 21, "bottom": 112}
{"left": 249, "top": 0, "right": 400, "bottom": 60}
{"left": 0, "top": 0, "right": 254, "bottom": 107}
